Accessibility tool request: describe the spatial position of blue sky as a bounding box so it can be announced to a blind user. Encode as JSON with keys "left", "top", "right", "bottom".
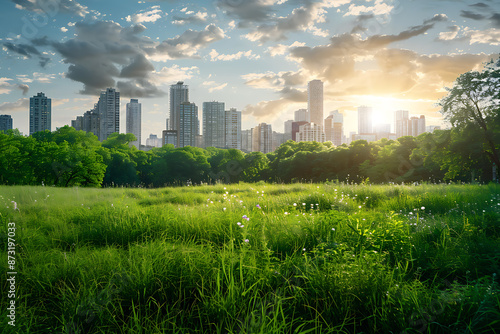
{"left": 1, "top": 0, "right": 499, "bottom": 143}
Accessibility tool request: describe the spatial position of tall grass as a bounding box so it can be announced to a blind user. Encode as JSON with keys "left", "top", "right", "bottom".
{"left": 1, "top": 183, "right": 499, "bottom": 333}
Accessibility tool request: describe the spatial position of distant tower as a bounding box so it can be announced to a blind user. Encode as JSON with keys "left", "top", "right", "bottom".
{"left": 308, "top": 80, "right": 323, "bottom": 126}
{"left": 0, "top": 115, "right": 13, "bottom": 132}
{"left": 126, "top": 99, "right": 141, "bottom": 149}
{"left": 325, "top": 110, "right": 343, "bottom": 146}
{"left": 284, "top": 120, "right": 294, "bottom": 141}
{"left": 170, "top": 82, "right": 189, "bottom": 131}
{"left": 395, "top": 110, "right": 409, "bottom": 138}
{"left": 203, "top": 101, "right": 226, "bottom": 148}
{"left": 225, "top": 108, "right": 241, "bottom": 150}
{"left": 97, "top": 88, "right": 120, "bottom": 141}
{"left": 252, "top": 123, "right": 273, "bottom": 154}
{"left": 358, "top": 106, "right": 372, "bottom": 134}
{"left": 29, "top": 92, "right": 51, "bottom": 135}
{"left": 294, "top": 108, "right": 308, "bottom": 122}
{"left": 179, "top": 102, "right": 199, "bottom": 147}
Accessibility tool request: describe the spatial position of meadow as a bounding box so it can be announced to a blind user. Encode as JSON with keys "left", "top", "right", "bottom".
{"left": 1, "top": 182, "right": 499, "bottom": 333}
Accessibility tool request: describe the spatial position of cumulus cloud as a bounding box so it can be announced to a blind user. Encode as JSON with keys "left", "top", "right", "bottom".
{"left": 150, "top": 65, "right": 199, "bottom": 84}
{"left": 172, "top": 11, "right": 208, "bottom": 25}
{"left": 209, "top": 49, "right": 260, "bottom": 61}
{"left": 3, "top": 42, "right": 50, "bottom": 67}
{"left": 0, "top": 78, "right": 14, "bottom": 94}
{"left": 11, "top": 0, "right": 89, "bottom": 17}
{"left": 126, "top": 6, "right": 164, "bottom": 24}
{"left": 202, "top": 80, "right": 228, "bottom": 92}
{"left": 152, "top": 24, "right": 226, "bottom": 60}
{"left": 343, "top": 0, "right": 394, "bottom": 17}
{"left": 18, "top": 84, "right": 29, "bottom": 95}
{"left": 0, "top": 98, "right": 29, "bottom": 112}
{"left": 215, "top": 0, "right": 276, "bottom": 27}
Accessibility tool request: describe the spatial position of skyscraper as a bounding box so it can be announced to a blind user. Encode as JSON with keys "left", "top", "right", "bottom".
{"left": 179, "top": 102, "right": 199, "bottom": 147}
{"left": 225, "top": 108, "right": 241, "bottom": 150}
{"left": 169, "top": 81, "right": 189, "bottom": 131}
{"left": 71, "top": 108, "right": 99, "bottom": 138}
{"left": 97, "top": 88, "right": 120, "bottom": 141}
{"left": 0, "top": 115, "right": 13, "bottom": 132}
{"left": 126, "top": 99, "right": 141, "bottom": 149}
{"left": 241, "top": 129, "right": 253, "bottom": 152}
{"left": 324, "top": 110, "right": 343, "bottom": 146}
{"left": 284, "top": 120, "right": 294, "bottom": 141}
{"left": 294, "top": 109, "right": 308, "bottom": 122}
{"left": 203, "top": 101, "right": 226, "bottom": 148}
{"left": 308, "top": 80, "right": 323, "bottom": 126}
{"left": 358, "top": 106, "right": 372, "bottom": 134}
{"left": 395, "top": 110, "right": 409, "bottom": 138}
{"left": 252, "top": 123, "right": 273, "bottom": 154}
{"left": 296, "top": 123, "right": 325, "bottom": 143}
{"left": 29, "top": 92, "right": 51, "bottom": 135}
{"left": 408, "top": 115, "right": 426, "bottom": 137}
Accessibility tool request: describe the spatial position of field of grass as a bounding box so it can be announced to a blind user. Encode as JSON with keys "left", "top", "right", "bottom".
{"left": 1, "top": 182, "right": 499, "bottom": 333}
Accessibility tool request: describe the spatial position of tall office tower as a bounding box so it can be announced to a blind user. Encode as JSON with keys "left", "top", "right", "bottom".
{"left": 203, "top": 101, "right": 226, "bottom": 148}
{"left": 294, "top": 109, "right": 308, "bottom": 122}
{"left": 29, "top": 92, "right": 51, "bottom": 135}
{"left": 292, "top": 121, "right": 308, "bottom": 141}
{"left": 418, "top": 115, "right": 426, "bottom": 135}
{"left": 358, "top": 106, "right": 373, "bottom": 134}
{"left": 225, "top": 108, "right": 241, "bottom": 150}
{"left": 308, "top": 80, "right": 323, "bottom": 125}
{"left": 126, "top": 99, "right": 141, "bottom": 149}
{"left": 252, "top": 123, "right": 273, "bottom": 154}
{"left": 146, "top": 134, "right": 162, "bottom": 147}
{"left": 179, "top": 102, "right": 199, "bottom": 147}
{"left": 395, "top": 110, "right": 409, "bottom": 138}
{"left": 241, "top": 129, "right": 253, "bottom": 152}
{"left": 169, "top": 81, "right": 189, "bottom": 131}
{"left": 296, "top": 123, "right": 326, "bottom": 143}
{"left": 426, "top": 125, "right": 441, "bottom": 133}
{"left": 324, "top": 110, "right": 343, "bottom": 146}
{"left": 162, "top": 130, "right": 178, "bottom": 147}
{"left": 0, "top": 115, "right": 13, "bottom": 132}
{"left": 272, "top": 132, "right": 285, "bottom": 151}
{"left": 284, "top": 120, "right": 294, "bottom": 141}
{"left": 97, "top": 88, "right": 119, "bottom": 141}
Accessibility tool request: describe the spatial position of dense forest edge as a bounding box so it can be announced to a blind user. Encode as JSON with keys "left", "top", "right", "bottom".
{"left": 1, "top": 59, "right": 499, "bottom": 187}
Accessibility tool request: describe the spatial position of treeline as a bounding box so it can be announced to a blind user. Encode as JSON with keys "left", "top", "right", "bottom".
{"left": 0, "top": 123, "right": 497, "bottom": 188}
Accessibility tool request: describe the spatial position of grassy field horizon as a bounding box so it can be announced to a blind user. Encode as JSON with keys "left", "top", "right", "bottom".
{"left": 1, "top": 182, "right": 499, "bottom": 333}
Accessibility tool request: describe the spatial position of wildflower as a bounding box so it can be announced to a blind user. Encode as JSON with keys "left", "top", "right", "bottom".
{"left": 11, "top": 201, "right": 18, "bottom": 211}
{"left": 332, "top": 228, "right": 335, "bottom": 231}
{"left": 421, "top": 206, "right": 425, "bottom": 210}
{"left": 241, "top": 225, "right": 245, "bottom": 228}
{"left": 237, "top": 222, "right": 241, "bottom": 226}
{"left": 293, "top": 203, "right": 297, "bottom": 206}
{"left": 244, "top": 239, "right": 249, "bottom": 243}
{"left": 256, "top": 204, "right": 261, "bottom": 209}
{"left": 223, "top": 207, "right": 226, "bottom": 211}
{"left": 303, "top": 248, "right": 306, "bottom": 251}
{"left": 284, "top": 212, "right": 289, "bottom": 215}
{"left": 242, "top": 215, "right": 250, "bottom": 221}
{"left": 302, "top": 203, "right": 306, "bottom": 206}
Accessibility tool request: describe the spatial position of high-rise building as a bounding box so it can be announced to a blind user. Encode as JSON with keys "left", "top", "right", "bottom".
{"left": 225, "top": 108, "right": 241, "bottom": 150}
{"left": 408, "top": 115, "right": 426, "bottom": 137}
{"left": 426, "top": 125, "right": 441, "bottom": 133}
{"left": 71, "top": 108, "right": 100, "bottom": 138}
{"left": 203, "top": 101, "right": 226, "bottom": 148}
{"left": 97, "top": 88, "right": 119, "bottom": 141}
{"left": 126, "top": 99, "right": 141, "bottom": 149}
{"left": 395, "top": 110, "right": 409, "bottom": 138}
{"left": 284, "top": 120, "right": 294, "bottom": 141}
{"left": 179, "top": 102, "right": 199, "bottom": 147}
{"left": 241, "top": 129, "right": 253, "bottom": 152}
{"left": 358, "top": 106, "right": 372, "bottom": 135}
{"left": 0, "top": 115, "right": 13, "bottom": 132}
{"left": 308, "top": 80, "right": 323, "bottom": 126}
{"left": 146, "top": 134, "right": 162, "bottom": 148}
{"left": 29, "top": 92, "right": 51, "bottom": 135}
{"left": 294, "top": 109, "right": 308, "bottom": 122}
{"left": 324, "top": 110, "right": 343, "bottom": 146}
{"left": 252, "top": 123, "right": 273, "bottom": 154}
{"left": 296, "top": 123, "right": 326, "bottom": 143}
{"left": 272, "top": 131, "right": 285, "bottom": 151}
{"left": 162, "top": 130, "right": 177, "bottom": 147}
{"left": 169, "top": 81, "right": 189, "bottom": 131}
{"left": 292, "top": 121, "right": 308, "bottom": 141}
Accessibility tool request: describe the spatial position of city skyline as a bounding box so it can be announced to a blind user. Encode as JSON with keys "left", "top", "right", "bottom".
{"left": 1, "top": 1, "right": 499, "bottom": 142}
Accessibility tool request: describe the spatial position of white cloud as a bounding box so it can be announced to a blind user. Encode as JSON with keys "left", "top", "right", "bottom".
{"left": 0, "top": 78, "right": 13, "bottom": 94}
{"left": 209, "top": 49, "right": 260, "bottom": 61}
{"left": 126, "top": 7, "right": 164, "bottom": 24}
{"left": 344, "top": 0, "right": 394, "bottom": 17}
{"left": 468, "top": 28, "right": 500, "bottom": 45}
{"left": 150, "top": 65, "right": 199, "bottom": 84}
{"left": 61, "top": 27, "right": 68, "bottom": 33}
{"left": 267, "top": 41, "right": 306, "bottom": 57}
{"left": 202, "top": 80, "right": 228, "bottom": 92}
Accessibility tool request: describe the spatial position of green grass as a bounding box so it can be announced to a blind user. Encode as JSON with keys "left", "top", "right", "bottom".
{"left": 1, "top": 183, "right": 499, "bottom": 333}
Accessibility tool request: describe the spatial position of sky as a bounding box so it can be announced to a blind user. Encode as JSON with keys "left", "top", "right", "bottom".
{"left": 1, "top": 0, "right": 499, "bottom": 144}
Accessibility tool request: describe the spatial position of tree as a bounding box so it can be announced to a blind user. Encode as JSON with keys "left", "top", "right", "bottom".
{"left": 439, "top": 58, "right": 500, "bottom": 171}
